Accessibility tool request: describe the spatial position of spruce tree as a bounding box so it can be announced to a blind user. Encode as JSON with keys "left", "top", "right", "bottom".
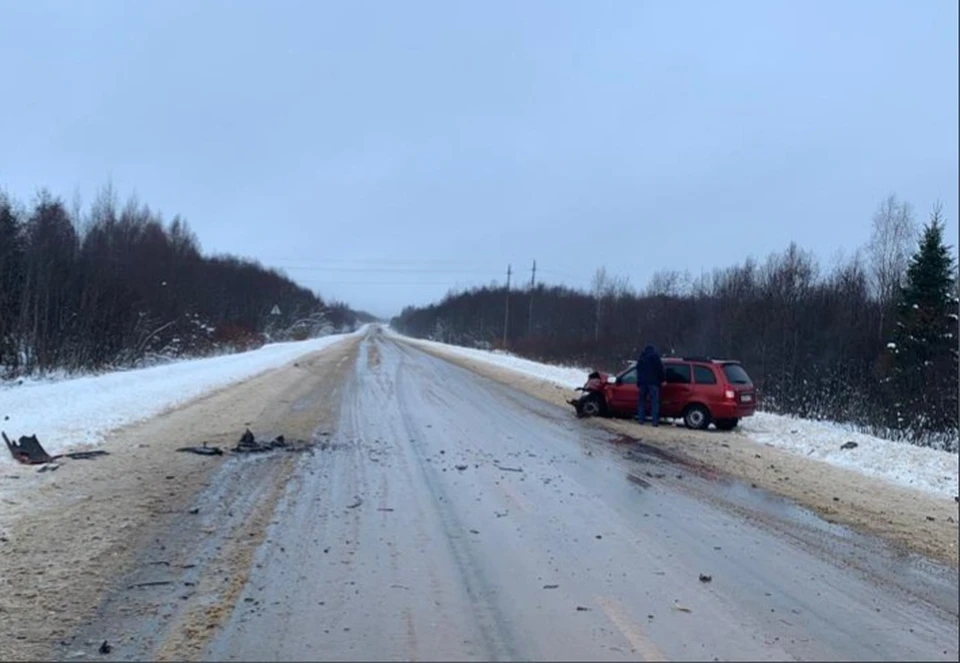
{"left": 888, "top": 206, "right": 959, "bottom": 448}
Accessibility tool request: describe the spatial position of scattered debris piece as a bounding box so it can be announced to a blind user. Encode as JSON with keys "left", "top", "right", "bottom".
{"left": 4, "top": 432, "right": 58, "bottom": 464}
{"left": 64, "top": 450, "right": 110, "bottom": 460}
{"left": 494, "top": 510, "right": 508, "bottom": 518}
{"left": 3, "top": 431, "right": 109, "bottom": 465}
{"left": 377, "top": 507, "right": 394, "bottom": 512}
{"left": 469, "top": 529, "right": 480, "bottom": 534}
{"left": 127, "top": 580, "right": 173, "bottom": 589}
{"left": 627, "top": 473, "right": 651, "bottom": 488}
{"left": 595, "top": 534, "right": 602, "bottom": 540}
{"left": 840, "top": 441, "right": 858, "bottom": 450}
{"left": 99, "top": 641, "right": 112, "bottom": 655}
{"left": 672, "top": 605, "right": 692, "bottom": 613}
{"left": 346, "top": 497, "right": 363, "bottom": 509}
{"left": 699, "top": 574, "right": 712, "bottom": 583}
{"left": 496, "top": 465, "right": 523, "bottom": 473}
{"left": 232, "top": 428, "right": 313, "bottom": 454}
{"left": 455, "top": 464, "right": 468, "bottom": 471}
{"left": 177, "top": 442, "right": 223, "bottom": 456}
{"left": 37, "top": 463, "right": 61, "bottom": 473}
{"left": 926, "top": 516, "right": 935, "bottom": 522}
{"left": 576, "top": 606, "right": 591, "bottom": 612}
{"left": 188, "top": 508, "right": 200, "bottom": 515}
{"left": 543, "top": 584, "right": 559, "bottom": 589}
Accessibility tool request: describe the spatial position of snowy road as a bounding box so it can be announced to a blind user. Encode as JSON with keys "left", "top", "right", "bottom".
{"left": 72, "top": 330, "right": 958, "bottom": 661}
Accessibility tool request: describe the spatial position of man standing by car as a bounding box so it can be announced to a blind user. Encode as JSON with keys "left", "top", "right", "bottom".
{"left": 636, "top": 344, "right": 665, "bottom": 426}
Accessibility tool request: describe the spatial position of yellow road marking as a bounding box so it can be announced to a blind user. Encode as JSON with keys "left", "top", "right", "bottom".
{"left": 596, "top": 595, "right": 669, "bottom": 662}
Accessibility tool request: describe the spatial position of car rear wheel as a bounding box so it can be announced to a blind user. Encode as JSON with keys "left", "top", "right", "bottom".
{"left": 579, "top": 394, "right": 604, "bottom": 418}
{"left": 714, "top": 418, "right": 739, "bottom": 431}
{"left": 683, "top": 404, "right": 711, "bottom": 430}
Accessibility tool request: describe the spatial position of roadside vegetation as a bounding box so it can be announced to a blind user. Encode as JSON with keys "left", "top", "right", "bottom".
{"left": 0, "top": 184, "right": 371, "bottom": 378}
{"left": 393, "top": 196, "right": 959, "bottom": 451}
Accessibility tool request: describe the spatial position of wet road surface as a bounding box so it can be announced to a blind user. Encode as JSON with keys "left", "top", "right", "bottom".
{"left": 199, "top": 332, "right": 957, "bottom": 661}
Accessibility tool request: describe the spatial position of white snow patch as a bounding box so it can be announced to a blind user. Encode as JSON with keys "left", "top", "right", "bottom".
{"left": 739, "top": 413, "right": 958, "bottom": 499}
{"left": 0, "top": 330, "right": 361, "bottom": 464}
{"left": 395, "top": 329, "right": 959, "bottom": 500}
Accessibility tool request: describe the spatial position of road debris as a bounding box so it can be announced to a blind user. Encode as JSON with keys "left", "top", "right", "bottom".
{"left": 176, "top": 442, "right": 223, "bottom": 456}
{"left": 37, "top": 463, "right": 61, "bottom": 473}
{"left": 98, "top": 641, "right": 112, "bottom": 654}
{"left": 840, "top": 441, "right": 858, "bottom": 450}
{"left": 672, "top": 605, "right": 693, "bottom": 613}
{"left": 543, "top": 584, "right": 559, "bottom": 589}
{"left": 496, "top": 465, "right": 523, "bottom": 472}
{"left": 3, "top": 431, "right": 110, "bottom": 465}
{"left": 627, "top": 473, "right": 651, "bottom": 488}
{"left": 699, "top": 574, "right": 713, "bottom": 583}
{"left": 455, "top": 464, "right": 468, "bottom": 471}
{"left": 346, "top": 497, "right": 363, "bottom": 509}
{"left": 377, "top": 507, "right": 395, "bottom": 512}
{"left": 127, "top": 580, "right": 173, "bottom": 589}
{"left": 232, "top": 428, "right": 315, "bottom": 454}
{"left": 576, "top": 606, "right": 591, "bottom": 612}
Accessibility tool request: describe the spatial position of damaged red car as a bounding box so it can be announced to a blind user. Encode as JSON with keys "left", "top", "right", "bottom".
{"left": 568, "top": 356, "right": 757, "bottom": 430}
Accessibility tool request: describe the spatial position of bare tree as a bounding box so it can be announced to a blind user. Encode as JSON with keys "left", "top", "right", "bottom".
{"left": 591, "top": 266, "right": 609, "bottom": 341}
{"left": 867, "top": 194, "right": 917, "bottom": 339}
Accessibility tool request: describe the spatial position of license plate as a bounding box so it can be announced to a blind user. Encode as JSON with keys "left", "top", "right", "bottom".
{"left": 740, "top": 393, "right": 753, "bottom": 402}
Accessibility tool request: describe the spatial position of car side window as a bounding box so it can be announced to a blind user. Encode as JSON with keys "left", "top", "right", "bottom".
{"left": 619, "top": 367, "right": 637, "bottom": 385}
{"left": 664, "top": 364, "right": 691, "bottom": 384}
{"left": 693, "top": 365, "right": 717, "bottom": 384}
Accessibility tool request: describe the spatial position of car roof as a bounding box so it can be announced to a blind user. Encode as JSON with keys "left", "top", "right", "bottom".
{"left": 663, "top": 356, "right": 740, "bottom": 364}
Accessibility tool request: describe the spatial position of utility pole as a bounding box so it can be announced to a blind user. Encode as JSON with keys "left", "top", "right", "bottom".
{"left": 503, "top": 264, "right": 511, "bottom": 349}
{"left": 527, "top": 259, "right": 536, "bottom": 337}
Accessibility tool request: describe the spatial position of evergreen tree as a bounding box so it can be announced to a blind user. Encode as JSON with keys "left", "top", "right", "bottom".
{"left": 887, "top": 206, "right": 958, "bottom": 447}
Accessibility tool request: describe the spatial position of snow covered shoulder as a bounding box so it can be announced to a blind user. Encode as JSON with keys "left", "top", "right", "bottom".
{"left": 0, "top": 331, "right": 359, "bottom": 463}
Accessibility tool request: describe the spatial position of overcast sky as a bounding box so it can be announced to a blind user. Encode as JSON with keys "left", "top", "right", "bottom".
{"left": 1, "top": 0, "right": 957, "bottom": 319}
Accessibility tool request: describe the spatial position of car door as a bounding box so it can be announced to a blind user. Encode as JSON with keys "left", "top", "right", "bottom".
{"left": 660, "top": 363, "right": 692, "bottom": 418}
{"left": 610, "top": 366, "right": 639, "bottom": 415}
{"left": 692, "top": 363, "right": 723, "bottom": 414}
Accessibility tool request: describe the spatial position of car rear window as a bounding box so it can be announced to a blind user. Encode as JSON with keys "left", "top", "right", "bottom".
{"left": 693, "top": 365, "right": 717, "bottom": 384}
{"left": 722, "top": 363, "right": 752, "bottom": 385}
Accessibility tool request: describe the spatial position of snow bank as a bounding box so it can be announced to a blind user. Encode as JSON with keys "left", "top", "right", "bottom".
{"left": 0, "top": 331, "right": 359, "bottom": 463}
{"left": 740, "top": 413, "right": 958, "bottom": 498}
{"left": 397, "top": 331, "right": 959, "bottom": 500}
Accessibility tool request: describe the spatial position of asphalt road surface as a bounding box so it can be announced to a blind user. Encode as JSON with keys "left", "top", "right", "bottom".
{"left": 76, "top": 330, "right": 960, "bottom": 661}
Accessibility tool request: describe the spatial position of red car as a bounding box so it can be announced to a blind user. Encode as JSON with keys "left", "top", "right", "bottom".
{"left": 568, "top": 356, "right": 757, "bottom": 430}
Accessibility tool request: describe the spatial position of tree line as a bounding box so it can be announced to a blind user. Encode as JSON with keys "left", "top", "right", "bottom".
{"left": 0, "top": 185, "right": 370, "bottom": 378}
{"left": 392, "top": 196, "right": 959, "bottom": 451}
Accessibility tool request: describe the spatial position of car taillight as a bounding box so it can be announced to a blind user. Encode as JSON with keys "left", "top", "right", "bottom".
{"left": 724, "top": 389, "right": 735, "bottom": 399}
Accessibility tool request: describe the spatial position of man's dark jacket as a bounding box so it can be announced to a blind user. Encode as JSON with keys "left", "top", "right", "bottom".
{"left": 637, "top": 344, "right": 665, "bottom": 386}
